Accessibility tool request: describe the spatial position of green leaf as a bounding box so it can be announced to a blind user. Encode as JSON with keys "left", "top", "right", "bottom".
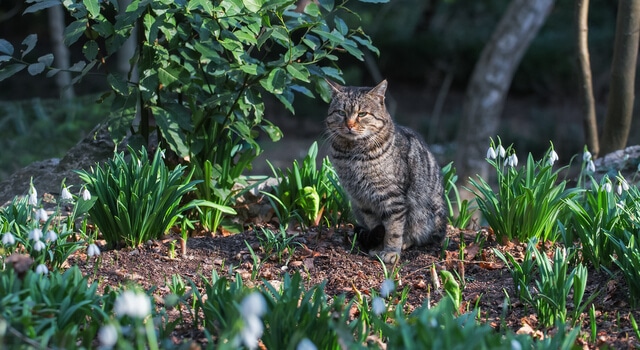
{"left": 27, "top": 62, "right": 45, "bottom": 75}
{"left": 64, "top": 19, "right": 89, "bottom": 46}
{"left": 0, "top": 39, "right": 14, "bottom": 55}
{"left": 334, "top": 17, "right": 348, "bottom": 36}
{"left": 317, "top": 0, "right": 334, "bottom": 11}
{"left": 152, "top": 106, "right": 190, "bottom": 157}
{"left": 158, "top": 65, "right": 189, "bottom": 88}
{"left": 107, "top": 74, "right": 129, "bottom": 95}
{"left": 358, "top": 0, "right": 389, "bottom": 2}
{"left": 0, "top": 55, "right": 11, "bottom": 63}
{"left": 286, "top": 63, "right": 310, "bottom": 83}
{"left": 0, "top": 64, "right": 26, "bottom": 81}
{"left": 242, "top": 0, "right": 263, "bottom": 12}
{"left": 303, "top": 2, "right": 321, "bottom": 16}
{"left": 46, "top": 68, "right": 60, "bottom": 77}
{"left": 83, "top": 40, "right": 99, "bottom": 60}
{"left": 260, "top": 67, "right": 286, "bottom": 94}
{"left": 23, "top": 0, "right": 60, "bottom": 14}
{"left": 84, "top": 0, "right": 101, "bottom": 18}
{"left": 37, "top": 53, "right": 54, "bottom": 67}
{"left": 21, "top": 34, "right": 37, "bottom": 58}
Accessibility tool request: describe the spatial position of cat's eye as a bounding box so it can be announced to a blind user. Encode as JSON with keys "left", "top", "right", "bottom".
{"left": 357, "top": 112, "right": 368, "bottom": 118}
{"left": 337, "top": 110, "right": 347, "bottom": 117}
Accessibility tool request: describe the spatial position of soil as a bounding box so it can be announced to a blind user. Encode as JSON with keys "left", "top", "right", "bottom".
{"left": 65, "top": 221, "right": 639, "bottom": 349}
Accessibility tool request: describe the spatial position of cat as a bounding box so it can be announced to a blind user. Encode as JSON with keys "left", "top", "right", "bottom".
{"left": 325, "top": 79, "right": 447, "bottom": 264}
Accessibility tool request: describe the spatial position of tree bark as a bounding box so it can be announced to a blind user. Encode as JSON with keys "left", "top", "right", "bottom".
{"left": 575, "top": 0, "right": 599, "bottom": 157}
{"left": 599, "top": 0, "right": 640, "bottom": 155}
{"left": 48, "top": 5, "right": 75, "bottom": 100}
{"left": 455, "top": 0, "right": 555, "bottom": 191}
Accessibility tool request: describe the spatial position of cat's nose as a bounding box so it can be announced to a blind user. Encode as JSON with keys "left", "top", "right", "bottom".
{"left": 345, "top": 120, "right": 356, "bottom": 130}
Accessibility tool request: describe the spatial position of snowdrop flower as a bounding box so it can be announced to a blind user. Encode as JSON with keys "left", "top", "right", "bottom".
{"left": 87, "top": 243, "right": 101, "bottom": 257}
{"left": 35, "top": 264, "right": 48, "bottom": 275}
{"left": 380, "top": 279, "right": 395, "bottom": 298}
{"left": 239, "top": 292, "right": 266, "bottom": 350}
{"left": 506, "top": 153, "right": 518, "bottom": 167}
{"left": 603, "top": 182, "right": 612, "bottom": 193}
{"left": 82, "top": 188, "right": 91, "bottom": 201}
{"left": 2, "top": 232, "right": 16, "bottom": 245}
{"left": 583, "top": 150, "right": 592, "bottom": 162}
{"left": 35, "top": 208, "right": 48, "bottom": 222}
{"left": 33, "top": 240, "right": 46, "bottom": 252}
{"left": 296, "top": 338, "right": 317, "bottom": 350}
{"left": 547, "top": 149, "right": 559, "bottom": 166}
{"left": 497, "top": 144, "right": 506, "bottom": 158}
{"left": 28, "top": 183, "right": 38, "bottom": 206}
{"left": 372, "top": 296, "right": 386, "bottom": 316}
{"left": 98, "top": 324, "right": 118, "bottom": 348}
{"left": 486, "top": 146, "right": 497, "bottom": 160}
{"left": 586, "top": 160, "right": 596, "bottom": 173}
{"left": 60, "top": 187, "right": 73, "bottom": 201}
{"left": 114, "top": 290, "right": 152, "bottom": 319}
{"left": 617, "top": 178, "right": 630, "bottom": 195}
{"left": 29, "top": 228, "right": 43, "bottom": 241}
{"left": 45, "top": 230, "right": 57, "bottom": 242}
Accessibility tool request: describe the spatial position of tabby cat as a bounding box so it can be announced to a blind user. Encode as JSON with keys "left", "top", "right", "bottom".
{"left": 325, "top": 79, "right": 447, "bottom": 264}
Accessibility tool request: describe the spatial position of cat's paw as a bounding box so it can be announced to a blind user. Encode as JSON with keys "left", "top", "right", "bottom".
{"left": 370, "top": 249, "right": 400, "bottom": 264}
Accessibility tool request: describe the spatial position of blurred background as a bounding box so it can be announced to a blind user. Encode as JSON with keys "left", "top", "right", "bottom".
{"left": 0, "top": 0, "right": 634, "bottom": 181}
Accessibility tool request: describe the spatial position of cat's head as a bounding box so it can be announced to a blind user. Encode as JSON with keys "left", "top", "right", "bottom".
{"left": 325, "top": 79, "right": 390, "bottom": 141}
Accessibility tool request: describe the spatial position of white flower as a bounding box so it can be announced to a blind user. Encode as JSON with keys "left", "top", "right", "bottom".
{"left": 239, "top": 292, "right": 266, "bottom": 350}
{"left": 497, "top": 144, "right": 506, "bottom": 158}
{"left": 35, "top": 264, "right": 48, "bottom": 275}
{"left": 98, "top": 324, "right": 118, "bottom": 347}
{"left": 88, "top": 243, "right": 101, "bottom": 257}
{"left": 45, "top": 230, "right": 57, "bottom": 242}
{"left": 547, "top": 150, "right": 559, "bottom": 166}
{"left": 372, "top": 297, "right": 386, "bottom": 316}
{"left": 586, "top": 160, "right": 596, "bottom": 173}
{"left": 511, "top": 339, "right": 523, "bottom": 350}
{"left": 380, "top": 279, "right": 395, "bottom": 298}
{"left": 486, "top": 146, "right": 497, "bottom": 160}
{"left": 2, "top": 232, "right": 16, "bottom": 245}
{"left": 296, "top": 338, "right": 317, "bottom": 350}
{"left": 603, "top": 182, "right": 612, "bottom": 193}
{"left": 240, "top": 292, "right": 267, "bottom": 318}
{"left": 616, "top": 184, "right": 623, "bottom": 196}
{"left": 33, "top": 240, "right": 46, "bottom": 252}
{"left": 82, "top": 188, "right": 91, "bottom": 201}
{"left": 506, "top": 153, "right": 518, "bottom": 167}
{"left": 583, "top": 150, "right": 592, "bottom": 162}
{"left": 35, "top": 208, "right": 48, "bottom": 222}
{"left": 29, "top": 228, "right": 43, "bottom": 241}
{"left": 114, "top": 290, "right": 152, "bottom": 319}
{"left": 28, "top": 184, "right": 38, "bottom": 206}
{"left": 60, "top": 187, "right": 73, "bottom": 201}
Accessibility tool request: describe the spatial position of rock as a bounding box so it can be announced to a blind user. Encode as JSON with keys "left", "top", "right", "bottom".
{"left": 0, "top": 123, "right": 116, "bottom": 205}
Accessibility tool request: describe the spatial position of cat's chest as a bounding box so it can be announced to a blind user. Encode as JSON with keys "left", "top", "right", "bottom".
{"left": 331, "top": 149, "right": 405, "bottom": 198}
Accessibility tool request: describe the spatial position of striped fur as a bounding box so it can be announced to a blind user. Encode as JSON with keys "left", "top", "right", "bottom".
{"left": 325, "top": 79, "right": 447, "bottom": 264}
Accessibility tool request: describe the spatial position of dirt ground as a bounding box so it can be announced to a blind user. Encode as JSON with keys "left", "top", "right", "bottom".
{"left": 67, "top": 221, "right": 640, "bottom": 349}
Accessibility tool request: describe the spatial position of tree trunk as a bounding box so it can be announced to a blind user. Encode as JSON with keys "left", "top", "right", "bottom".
{"left": 455, "top": 0, "right": 555, "bottom": 192}
{"left": 48, "top": 5, "right": 74, "bottom": 100}
{"left": 599, "top": 0, "right": 640, "bottom": 155}
{"left": 575, "top": 0, "right": 599, "bottom": 157}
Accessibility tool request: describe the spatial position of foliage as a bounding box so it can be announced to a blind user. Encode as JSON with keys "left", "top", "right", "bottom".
{"left": 0, "top": 266, "right": 107, "bottom": 349}
{"left": 442, "top": 162, "right": 475, "bottom": 229}
{"left": 0, "top": 184, "right": 87, "bottom": 272}
{"left": 256, "top": 226, "right": 299, "bottom": 263}
{"left": 266, "top": 141, "right": 351, "bottom": 229}
{"left": 496, "top": 241, "right": 595, "bottom": 328}
{"left": 469, "top": 140, "right": 579, "bottom": 243}
{"left": 77, "top": 146, "right": 232, "bottom": 248}
{"left": 0, "top": 0, "right": 380, "bottom": 234}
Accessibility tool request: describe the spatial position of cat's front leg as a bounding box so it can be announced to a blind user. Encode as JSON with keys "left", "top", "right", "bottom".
{"left": 370, "top": 216, "right": 405, "bottom": 264}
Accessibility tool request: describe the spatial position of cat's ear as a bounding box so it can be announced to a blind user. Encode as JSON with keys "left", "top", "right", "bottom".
{"left": 325, "top": 79, "right": 344, "bottom": 95}
{"left": 368, "top": 80, "right": 388, "bottom": 98}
